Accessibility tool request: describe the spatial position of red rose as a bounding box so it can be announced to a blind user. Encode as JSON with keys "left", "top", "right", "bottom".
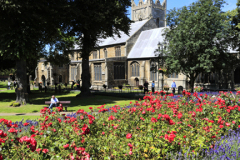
{"left": 126, "top": 133, "right": 132, "bottom": 139}
{"left": 102, "top": 132, "right": 105, "bottom": 135}
{"left": 232, "top": 121, "right": 236, "bottom": 124}
{"left": 151, "top": 117, "right": 157, "bottom": 123}
{"left": 63, "top": 144, "right": 69, "bottom": 149}
{"left": 8, "top": 128, "right": 17, "bottom": 133}
{"left": 23, "top": 123, "right": 29, "bottom": 126}
{"left": 42, "top": 149, "right": 49, "bottom": 154}
{"left": 219, "top": 125, "right": 224, "bottom": 128}
{"left": 89, "top": 107, "right": 93, "bottom": 110}
{"left": 225, "top": 123, "right": 230, "bottom": 127}
{"left": 36, "top": 148, "right": 41, "bottom": 154}
{"left": 128, "top": 143, "right": 133, "bottom": 148}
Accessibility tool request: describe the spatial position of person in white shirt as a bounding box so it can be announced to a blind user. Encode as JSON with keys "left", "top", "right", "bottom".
{"left": 7, "top": 81, "right": 11, "bottom": 90}
{"left": 49, "top": 95, "right": 59, "bottom": 112}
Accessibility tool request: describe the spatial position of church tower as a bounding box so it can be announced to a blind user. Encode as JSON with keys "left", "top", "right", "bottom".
{"left": 131, "top": 0, "right": 167, "bottom": 27}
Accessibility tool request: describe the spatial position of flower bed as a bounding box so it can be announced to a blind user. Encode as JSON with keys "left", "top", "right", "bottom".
{"left": 0, "top": 91, "right": 240, "bottom": 159}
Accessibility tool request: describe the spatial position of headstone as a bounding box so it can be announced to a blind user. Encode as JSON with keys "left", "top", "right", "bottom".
{"left": 178, "top": 86, "right": 183, "bottom": 94}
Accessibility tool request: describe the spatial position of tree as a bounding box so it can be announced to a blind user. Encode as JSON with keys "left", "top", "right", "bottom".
{"left": 66, "top": 0, "right": 131, "bottom": 96}
{"left": 231, "top": 0, "right": 240, "bottom": 52}
{"left": 162, "top": 0, "right": 239, "bottom": 92}
{"left": 0, "top": 0, "right": 73, "bottom": 104}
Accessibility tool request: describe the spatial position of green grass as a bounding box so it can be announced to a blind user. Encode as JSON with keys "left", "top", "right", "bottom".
{"left": 0, "top": 90, "right": 136, "bottom": 113}
{"left": 0, "top": 115, "right": 40, "bottom": 122}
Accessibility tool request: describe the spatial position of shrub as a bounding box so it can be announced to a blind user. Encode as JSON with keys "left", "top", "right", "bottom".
{"left": 9, "top": 101, "right": 14, "bottom": 106}
{"left": 13, "top": 102, "right": 20, "bottom": 107}
{"left": 118, "top": 85, "right": 123, "bottom": 90}
{"left": 9, "top": 101, "right": 20, "bottom": 107}
{"left": 138, "top": 85, "right": 143, "bottom": 90}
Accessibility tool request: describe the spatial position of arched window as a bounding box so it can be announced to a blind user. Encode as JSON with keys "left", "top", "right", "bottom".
{"left": 131, "top": 62, "right": 140, "bottom": 77}
{"left": 93, "top": 51, "right": 98, "bottom": 59}
{"left": 59, "top": 75, "right": 62, "bottom": 83}
{"left": 104, "top": 48, "right": 107, "bottom": 58}
{"left": 150, "top": 61, "right": 157, "bottom": 81}
{"left": 115, "top": 46, "right": 121, "bottom": 57}
{"left": 156, "top": 18, "right": 159, "bottom": 27}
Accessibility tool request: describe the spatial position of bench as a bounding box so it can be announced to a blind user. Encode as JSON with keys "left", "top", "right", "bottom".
{"left": 44, "top": 101, "right": 71, "bottom": 111}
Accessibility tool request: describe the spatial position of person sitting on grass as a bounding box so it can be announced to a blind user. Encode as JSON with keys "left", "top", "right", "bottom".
{"left": 49, "top": 95, "right": 59, "bottom": 112}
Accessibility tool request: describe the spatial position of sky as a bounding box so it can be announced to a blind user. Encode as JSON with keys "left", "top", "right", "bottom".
{"left": 127, "top": 0, "right": 238, "bottom": 19}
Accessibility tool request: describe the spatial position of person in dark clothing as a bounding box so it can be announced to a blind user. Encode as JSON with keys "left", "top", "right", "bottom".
{"left": 144, "top": 81, "right": 149, "bottom": 94}
{"left": 152, "top": 81, "right": 155, "bottom": 93}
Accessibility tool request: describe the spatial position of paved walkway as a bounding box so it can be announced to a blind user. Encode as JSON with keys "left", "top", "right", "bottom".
{"left": 0, "top": 112, "right": 72, "bottom": 116}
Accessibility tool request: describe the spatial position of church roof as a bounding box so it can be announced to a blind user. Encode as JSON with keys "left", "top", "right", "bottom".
{"left": 72, "top": 19, "right": 148, "bottom": 50}
{"left": 128, "top": 27, "right": 238, "bottom": 59}
{"left": 127, "top": 27, "right": 167, "bottom": 59}
{"left": 97, "top": 19, "right": 148, "bottom": 47}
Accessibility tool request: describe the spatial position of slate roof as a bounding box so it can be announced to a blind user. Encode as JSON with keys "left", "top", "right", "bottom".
{"left": 127, "top": 27, "right": 167, "bottom": 59}
{"left": 72, "top": 20, "right": 148, "bottom": 50}
{"left": 127, "top": 27, "right": 239, "bottom": 59}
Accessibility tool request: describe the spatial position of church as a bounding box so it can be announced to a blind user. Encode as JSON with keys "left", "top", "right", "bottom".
{"left": 35, "top": 0, "right": 239, "bottom": 91}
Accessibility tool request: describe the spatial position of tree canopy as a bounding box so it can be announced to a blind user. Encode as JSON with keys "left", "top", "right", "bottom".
{"left": 0, "top": 0, "right": 74, "bottom": 103}
{"left": 163, "top": 0, "right": 239, "bottom": 91}
{"left": 0, "top": 0, "right": 131, "bottom": 102}
{"left": 65, "top": 0, "right": 131, "bottom": 96}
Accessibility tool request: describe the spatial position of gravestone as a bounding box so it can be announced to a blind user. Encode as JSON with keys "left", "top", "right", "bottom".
{"left": 178, "top": 86, "right": 183, "bottom": 94}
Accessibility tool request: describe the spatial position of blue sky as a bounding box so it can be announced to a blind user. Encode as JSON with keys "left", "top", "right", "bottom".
{"left": 127, "top": 0, "right": 238, "bottom": 19}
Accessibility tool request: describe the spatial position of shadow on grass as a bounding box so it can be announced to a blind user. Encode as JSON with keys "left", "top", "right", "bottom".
{"left": 0, "top": 90, "right": 136, "bottom": 109}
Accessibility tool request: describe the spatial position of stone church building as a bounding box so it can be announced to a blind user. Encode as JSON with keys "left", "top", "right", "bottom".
{"left": 35, "top": 0, "right": 239, "bottom": 91}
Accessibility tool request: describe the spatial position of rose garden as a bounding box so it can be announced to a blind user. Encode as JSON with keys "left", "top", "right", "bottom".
{"left": 1, "top": 89, "right": 240, "bottom": 159}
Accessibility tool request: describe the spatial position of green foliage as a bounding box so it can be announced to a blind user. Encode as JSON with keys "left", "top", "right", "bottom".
{"left": 9, "top": 101, "right": 20, "bottom": 107}
{"left": 13, "top": 102, "right": 20, "bottom": 107}
{"left": 65, "top": 0, "right": 131, "bottom": 95}
{"left": 163, "top": 0, "right": 239, "bottom": 92}
{"left": 9, "top": 101, "right": 14, "bottom": 106}
{"left": 0, "top": 68, "right": 16, "bottom": 76}
{"left": 230, "top": 0, "right": 240, "bottom": 52}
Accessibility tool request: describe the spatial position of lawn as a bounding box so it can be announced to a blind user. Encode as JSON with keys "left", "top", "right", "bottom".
{"left": 0, "top": 89, "right": 136, "bottom": 121}
{"left": 0, "top": 115, "right": 40, "bottom": 122}
{"left": 0, "top": 81, "right": 7, "bottom": 90}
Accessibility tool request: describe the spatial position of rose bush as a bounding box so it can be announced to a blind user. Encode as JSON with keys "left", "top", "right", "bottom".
{"left": 0, "top": 91, "right": 240, "bottom": 159}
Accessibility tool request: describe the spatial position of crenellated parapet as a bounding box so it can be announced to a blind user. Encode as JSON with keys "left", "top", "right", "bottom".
{"left": 131, "top": 0, "right": 167, "bottom": 27}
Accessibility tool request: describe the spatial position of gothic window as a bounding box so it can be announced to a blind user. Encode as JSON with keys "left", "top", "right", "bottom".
{"left": 59, "top": 75, "right": 62, "bottom": 83}
{"left": 47, "top": 69, "right": 50, "bottom": 80}
{"left": 156, "top": 18, "right": 159, "bottom": 27}
{"left": 71, "top": 66, "right": 77, "bottom": 81}
{"left": 114, "top": 62, "right": 125, "bottom": 79}
{"left": 115, "top": 46, "right": 121, "bottom": 57}
{"left": 104, "top": 48, "right": 107, "bottom": 58}
{"left": 150, "top": 62, "right": 157, "bottom": 81}
{"left": 71, "top": 54, "right": 74, "bottom": 60}
{"left": 168, "top": 73, "right": 178, "bottom": 78}
{"left": 93, "top": 51, "right": 98, "bottom": 59}
{"left": 131, "top": 62, "right": 140, "bottom": 77}
{"left": 94, "top": 63, "right": 102, "bottom": 81}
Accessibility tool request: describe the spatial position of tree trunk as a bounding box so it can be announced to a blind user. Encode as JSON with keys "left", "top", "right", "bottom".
{"left": 189, "top": 73, "right": 198, "bottom": 93}
{"left": 80, "top": 56, "right": 91, "bottom": 96}
{"left": 77, "top": 31, "right": 93, "bottom": 97}
{"left": 15, "top": 60, "right": 29, "bottom": 104}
